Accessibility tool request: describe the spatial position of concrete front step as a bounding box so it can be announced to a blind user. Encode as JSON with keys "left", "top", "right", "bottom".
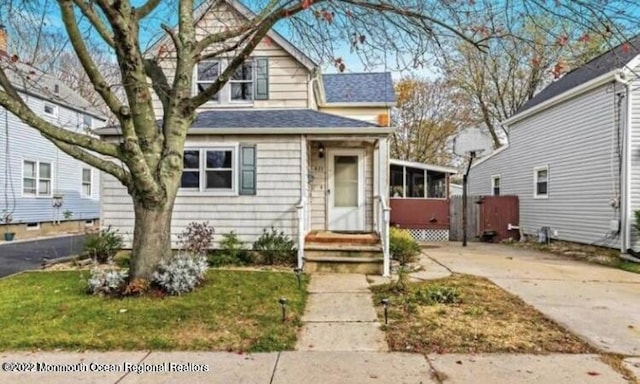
{"left": 304, "top": 255, "right": 383, "bottom": 274}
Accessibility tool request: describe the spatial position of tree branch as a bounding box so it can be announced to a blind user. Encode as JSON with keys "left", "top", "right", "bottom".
{"left": 135, "top": 0, "right": 162, "bottom": 20}
{"left": 0, "top": 89, "right": 122, "bottom": 158}
{"left": 71, "top": 0, "right": 115, "bottom": 47}
{"left": 46, "top": 135, "right": 132, "bottom": 187}
{"left": 58, "top": 0, "right": 124, "bottom": 119}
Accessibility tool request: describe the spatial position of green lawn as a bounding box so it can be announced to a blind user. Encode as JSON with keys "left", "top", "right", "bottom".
{"left": 0, "top": 270, "right": 307, "bottom": 352}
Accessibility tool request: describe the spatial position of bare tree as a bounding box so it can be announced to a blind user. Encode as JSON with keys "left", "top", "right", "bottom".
{"left": 439, "top": 6, "right": 613, "bottom": 148}
{"left": 0, "top": 0, "right": 636, "bottom": 279}
{"left": 392, "top": 77, "right": 469, "bottom": 165}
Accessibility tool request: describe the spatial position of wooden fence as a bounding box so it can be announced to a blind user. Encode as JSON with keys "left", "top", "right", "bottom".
{"left": 450, "top": 195, "right": 519, "bottom": 242}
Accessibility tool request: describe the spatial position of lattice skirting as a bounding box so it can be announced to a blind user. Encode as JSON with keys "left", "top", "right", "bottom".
{"left": 406, "top": 229, "right": 449, "bottom": 242}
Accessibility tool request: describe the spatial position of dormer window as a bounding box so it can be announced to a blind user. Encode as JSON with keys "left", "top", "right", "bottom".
{"left": 196, "top": 60, "right": 220, "bottom": 102}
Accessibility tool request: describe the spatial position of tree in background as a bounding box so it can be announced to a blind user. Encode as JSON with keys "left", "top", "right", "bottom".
{"left": 439, "top": 7, "right": 610, "bottom": 148}
{"left": 392, "top": 77, "right": 470, "bottom": 165}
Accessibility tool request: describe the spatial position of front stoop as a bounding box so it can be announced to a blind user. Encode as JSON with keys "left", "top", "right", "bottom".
{"left": 303, "top": 232, "right": 383, "bottom": 274}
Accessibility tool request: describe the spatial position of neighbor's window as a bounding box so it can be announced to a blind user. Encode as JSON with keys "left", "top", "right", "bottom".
{"left": 44, "top": 103, "right": 58, "bottom": 117}
{"left": 196, "top": 60, "right": 220, "bottom": 101}
{"left": 534, "top": 166, "right": 549, "bottom": 198}
{"left": 82, "top": 168, "right": 92, "bottom": 197}
{"left": 230, "top": 61, "right": 254, "bottom": 101}
{"left": 23, "top": 160, "right": 52, "bottom": 197}
{"left": 180, "top": 148, "right": 235, "bottom": 192}
{"left": 491, "top": 175, "right": 501, "bottom": 196}
{"left": 82, "top": 114, "right": 92, "bottom": 130}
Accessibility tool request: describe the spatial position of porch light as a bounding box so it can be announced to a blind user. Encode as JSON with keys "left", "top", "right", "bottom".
{"left": 318, "top": 144, "right": 325, "bottom": 158}
{"left": 278, "top": 297, "right": 288, "bottom": 322}
{"left": 381, "top": 298, "right": 389, "bottom": 325}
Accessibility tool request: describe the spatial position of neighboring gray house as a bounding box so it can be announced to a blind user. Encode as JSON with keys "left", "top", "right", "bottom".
{"left": 469, "top": 38, "right": 640, "bottom": 253}
{"left": 0, "top": 51, "right": 107, "bottom": 239}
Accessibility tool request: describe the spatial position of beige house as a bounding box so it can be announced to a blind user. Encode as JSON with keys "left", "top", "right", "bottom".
{"left": 96, "top": 0, "right": 396, "bottom": 275}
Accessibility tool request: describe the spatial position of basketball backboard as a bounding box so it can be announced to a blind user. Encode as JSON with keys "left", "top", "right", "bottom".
{"left": 453, "top": 127, "right": 493, "bottom": 157}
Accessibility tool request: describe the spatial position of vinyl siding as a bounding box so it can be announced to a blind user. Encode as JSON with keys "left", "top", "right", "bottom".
{"left": 150, "top": 1, "right": 311, "bottom": 118}
{"left": 101, "top": 135, "right": 303, "bottom": 247}
{"left": 308, "top": 140, "right": 374, "bottom": 231}
{"left": 469, "top": 82, "right": 622, "bottom": 248}
{"left": 629, "top": 71, "right": 640, "bottom": 248}
{"left": 0, "top": 92, "right": 103, "bottom": 224}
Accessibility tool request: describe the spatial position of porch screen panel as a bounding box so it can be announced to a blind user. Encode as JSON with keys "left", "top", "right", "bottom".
{"left": 334, "top": 156, "right": 358, "bottom": 207}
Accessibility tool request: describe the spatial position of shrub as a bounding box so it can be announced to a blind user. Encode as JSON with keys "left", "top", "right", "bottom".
{"left": 152, "top": 254, "right": 208, "bottom": 295}
{"left": 413, "top": 285, "right": 461, "bottom": 305}
{"left": 389, "top": 227, "right": 421, "bottom": 265}
{"left": 179, "top": 221, "right": 215, "bottom": 256}
{"left": 252, "top": 227, "right": 296, "bottom": 265}
{"left": 209, "top": 231, "right": 249, "bottom": 267}
{"left": 87, "top": 268, "right": 127, "bottom": 295}
{"left": 84, "top": 226, "right": 123, "bottom": 264}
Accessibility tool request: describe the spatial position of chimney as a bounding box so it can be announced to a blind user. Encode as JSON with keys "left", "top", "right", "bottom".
{"left": 0, "top": 24, "right": 6, "bottom": 54}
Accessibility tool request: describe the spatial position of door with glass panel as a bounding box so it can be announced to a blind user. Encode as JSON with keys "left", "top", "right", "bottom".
{"left": 327, "top": 149, "right": 365, "bottom": 231}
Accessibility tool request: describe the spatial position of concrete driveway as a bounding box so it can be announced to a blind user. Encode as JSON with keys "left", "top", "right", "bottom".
{"left": 0, "top": 235, "right": 85, "bottom": 278}
{"left": 423, "top": 243, "right": 640, "bottom": 356}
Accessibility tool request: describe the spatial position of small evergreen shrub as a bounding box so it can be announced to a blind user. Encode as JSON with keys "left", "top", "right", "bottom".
{"left": 389, "top": 227, "right": 421, "bottom": 265}
{"left": 252, "top": 227, "right": 296, "bottom": 265}
{"left": 152, "top": 254, "right": 208, "bottom": 295}
{"left": 84, "top": 226, "right": 123, "bottom": 264}
{"left": 209, "top": 231, "right": 248, "bottom": 266}
{"left": 87, "top": 269, "right": 127, "bottom": 295}
{"left": 179, "top": 221, "right": 215, "bottom": 256}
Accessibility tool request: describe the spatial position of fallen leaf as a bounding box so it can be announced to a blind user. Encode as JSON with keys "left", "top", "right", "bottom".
{"left": 587, "top": 371, "right": 600, "bottom": 376}
{"left": 456, "top": 360, "right": 462, "bottom": 365}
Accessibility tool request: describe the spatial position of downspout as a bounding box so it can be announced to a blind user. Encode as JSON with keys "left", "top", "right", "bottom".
{"left": 614, "top": 71, "right": 633, "bottom": 255}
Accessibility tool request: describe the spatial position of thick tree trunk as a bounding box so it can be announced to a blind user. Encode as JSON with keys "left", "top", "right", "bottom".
{"left": 129, "top": 199, "right": 175, "bottom": 280}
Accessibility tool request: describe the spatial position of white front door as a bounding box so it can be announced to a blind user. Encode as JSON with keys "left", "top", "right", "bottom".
{"left": 328, "top": 149, "right": 365, "bottom": 231}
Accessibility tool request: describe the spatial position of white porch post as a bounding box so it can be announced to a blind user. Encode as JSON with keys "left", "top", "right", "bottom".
{"left": 379, "top": 137, "right": 391, "bottom": 277}
{"left": 297, "top": 134, "right": 307, "bottom": 269}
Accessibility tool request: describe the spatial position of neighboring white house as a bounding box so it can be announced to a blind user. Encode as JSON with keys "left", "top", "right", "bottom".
{"left": 469, "top": 37, "right": 640, "bottom": 253}
{"left": 0, "top": 30, "right": 107, "bottom": 239}
{"left": 96, "top": 0, "right": 397, "bottom": 274}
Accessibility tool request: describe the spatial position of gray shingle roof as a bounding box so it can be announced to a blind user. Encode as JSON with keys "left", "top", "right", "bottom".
{"left": 192, "top": 109, "right": 378, "bottom": 128}
{"left": 516, "top": 37, "right": 640, "bottom": 115}
{"left": 1, "top": 59, "right": 106, "bottom": 119}
{"left": 322, "top": 72, "right": 396, "bottom": 104}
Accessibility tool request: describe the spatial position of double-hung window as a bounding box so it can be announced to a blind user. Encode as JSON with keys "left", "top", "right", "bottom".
{"left": 180, "top": 148, "right": 235, "bottom": 193}
{"left": 23, "top": 160, "right": 52, "bottom": 197}
{"left": 180, "top": 145, "right": 257, "bottom": 195}
{"left": 491, "top": 175, "right": 501, "bottom": 196}
{"left": 196, "top": 60, "right": 220, "bottom": 101}
{"left": 82, "top": 168, "right": 92, "bottom": 197}
{"left": 534, "top": 166, "right": 549, "bottom": 198}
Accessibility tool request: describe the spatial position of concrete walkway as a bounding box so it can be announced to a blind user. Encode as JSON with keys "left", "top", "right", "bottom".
{"left": 0, "top": 351, "right": 628, "bottom": 383}
{"left": 295, "top": 274, "right": 387, "bottom": 352}
{"left": 424, "top": 242, "right": 640, "bottom": 356}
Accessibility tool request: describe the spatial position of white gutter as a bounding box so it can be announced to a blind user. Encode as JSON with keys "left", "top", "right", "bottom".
{"left": 469, "top": 143, "right": 510, "bottom": 169}
{"left": 504, "top": 70, "right": 621, "bottom": 126}
{"left": 96, "top": 126, "right": 396, "bottom": 136}
{"left": 615, "top": 71, "right": 633, "bottom": 253}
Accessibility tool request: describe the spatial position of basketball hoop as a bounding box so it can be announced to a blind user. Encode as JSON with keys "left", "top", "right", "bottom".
{"left": 453, "top": 128, "right": 493, "bottom": 247}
